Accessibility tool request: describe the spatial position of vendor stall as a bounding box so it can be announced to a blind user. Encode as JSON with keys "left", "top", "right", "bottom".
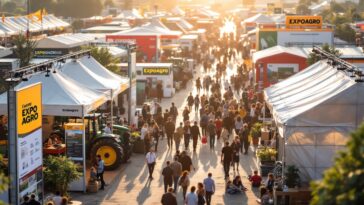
{"left": 264, "top": 60, "right": 364, "bottom": 181}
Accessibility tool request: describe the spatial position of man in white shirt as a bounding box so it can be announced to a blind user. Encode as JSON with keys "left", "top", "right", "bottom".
{"left": 185, "top": 186, "right": 198, "bottom": 205}
{"left": 52, "top": 191, "right": 62, "bottom": 205}
{"left": 103, "top": 123, "right": 112, "bottom": 134}
{"left": 145, "top": 148, "right": 157, "bottom": 180}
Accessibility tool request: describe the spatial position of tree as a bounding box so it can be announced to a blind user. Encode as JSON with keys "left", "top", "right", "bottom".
{"left": 310, "top": 123, "right": 364, "bottom": 205}
{"left": 13, "top": 34, "right": 37, "bottom": 68}
{"left": 296, "top": 4, "right": 311, "bottom": 15}
{"left": 2, "top": 1, "right": 17, "bottom": 14}
{"left": 104, "top": 0, "right": 115, "bottom": 7}
{"left": 43, "top": 156, "right": 81, "bottom": 195}
{"left": 29, "top": 0, "right": 57, "bottom": 13}
{"left": 0, "top": 155, "right": 9, "bottom": 205}
{"left": 335, "top": 24, "right": 356, "bottom": 43}
{"left": 307, "top": 44, "right": 341, "bottom": 65}
{"left": 88, "top": 46, "right": 121, "bottom": 74}
{"left": 56, "top": 0, "right": 103, "bottom": 18}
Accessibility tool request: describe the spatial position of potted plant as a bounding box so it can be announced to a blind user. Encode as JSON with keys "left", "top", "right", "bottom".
{"left": 250, "top": 122, "right": 262, "bottom": 146}
{"left": 131, "top": 131, "right": 145, "bottom": 154}
{"left": 285, "top": 165, "right": 301, "bottom": 188}
{"left": 43, "top": 156, "right": 81, "bottom": 196}
{"left": 257, "top": 147, "right": 277, "bottom": 176}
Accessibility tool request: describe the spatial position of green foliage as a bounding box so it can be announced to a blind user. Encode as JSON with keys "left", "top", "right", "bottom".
{"left": 104, "top": 0, "right": 115, "bottom": 7}
{"left": 307, "top": 44, "right": 341, "bottom": 66}
{"left": 13, "top": 34, "right": 37, "bottom": 68}
{"left": 86, "top": 46, "right": 121, "bottom": 74}
{"left": 71, "top": 19, "right": 84, "bottom": 33}
{"left": 29, "top": 0, "right": 103, "bottom": 18}
{"left": 257, "top": 147, "right": 277, "bottom": 162}
{"left": 0, "top": 155, "right": 9, "bottom": 205}
{"left": 250, "top": 122, "right": 262, "bottom": 138}
{"left": 310, "top": 123, "right": 364, "bottom": 205}
{"left": 335, "top": 24, "right": 356, "bottom": 43}
{"left": 2, "top": 1, "right": 17, "bottom": 14}
{"left": 296, "top": 4, "right": 311, "bottom": 15}
{"left": 285, "top": 165, "right": 301, "bottom": 188}
{"left": 43, "top": 156, "right": 81, "bottom": 195}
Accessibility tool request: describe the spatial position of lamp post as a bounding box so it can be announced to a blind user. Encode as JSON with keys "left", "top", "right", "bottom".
{"left": 127, "top": 43, "right": 136, "bottom": 125}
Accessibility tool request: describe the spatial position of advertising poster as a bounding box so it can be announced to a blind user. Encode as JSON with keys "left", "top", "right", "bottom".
{"left": 277, "top": 31, "right": 333, "bottom": 47}
{"left": 16, "top": 83, "right": 43, "bottom": 204}
{"left": 258, "top": 31, "right": 277, "bottom": 50}
{"left": 65, "top": 123, "right": 85, "bottom": 192}
{"left": 267, "top": 64, "right": 299, "bottom": 84}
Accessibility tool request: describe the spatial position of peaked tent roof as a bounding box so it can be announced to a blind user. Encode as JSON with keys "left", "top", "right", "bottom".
{"left": 115, "top": 9, "right": 144, "bottom": 20}
{"left": 243, "top": 13, "right": 275, "bottom": 24}
{"left": 252, "top": 45, "right": 308, "bottom": 62}
{"left": 0, "top": 72, "right": 107, "bottom": 117}
{"left": 264, "top": 60, "right": 359, "bottom": 126}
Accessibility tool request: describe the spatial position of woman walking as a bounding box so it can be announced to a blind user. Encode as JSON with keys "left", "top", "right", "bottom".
{"left": 179, "top": 171, "right": 190, "bottom": 200}
{"left": 197, "top": 182, "right": 206, "bottom": 205}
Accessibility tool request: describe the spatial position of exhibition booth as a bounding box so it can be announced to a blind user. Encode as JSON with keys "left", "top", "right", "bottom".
{"left": 264, "top": 60, "right": 364, "bottom": 181}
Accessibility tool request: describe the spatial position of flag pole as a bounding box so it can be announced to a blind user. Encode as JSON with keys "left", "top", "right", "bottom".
{"left": 26, "top": 0, "right": 30, "bottom": 38}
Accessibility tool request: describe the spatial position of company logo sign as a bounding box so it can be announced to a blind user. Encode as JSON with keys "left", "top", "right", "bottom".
{"left": 142, "top": 67, "right": 170, "bottom": 75}
{"left": 286, "top": 16, "right": 322, "bottom": 28}
{"left": 17, "top": 84, "right": 42, "bottom": 136}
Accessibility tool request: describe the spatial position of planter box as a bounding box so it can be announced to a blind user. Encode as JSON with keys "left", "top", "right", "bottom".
{"left": 133, "top": 140, "right": 145, "bottom": 154}
{"left": 260, "top": 161, "right": 275, "bottom": 177}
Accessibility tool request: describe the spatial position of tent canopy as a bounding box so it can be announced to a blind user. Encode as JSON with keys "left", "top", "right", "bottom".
{"left": 264, "top": 60, "right": 364, "bottom": 180}
{"left": 252, "top": 45, "right": 308, "bottom": 63}
{"left": 115, "top": 9, "right": 144, "bottom": 20}
{"left": 36, "top": 33, "right": 95, "bottom": 49}
{"left": 243, "top": 13, "right": 275, "bottom": 24}
{"left": 0, "top": 72, "right": 107, "bottom": 117}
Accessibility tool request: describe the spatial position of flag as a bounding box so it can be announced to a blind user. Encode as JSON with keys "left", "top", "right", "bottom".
{"left": 1, "top": 14, "right": 5, "bottom": 23}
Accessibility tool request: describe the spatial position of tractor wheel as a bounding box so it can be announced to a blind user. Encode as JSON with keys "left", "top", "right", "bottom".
{"left": 91, "top": 139, "right": 124, "bottom": 171}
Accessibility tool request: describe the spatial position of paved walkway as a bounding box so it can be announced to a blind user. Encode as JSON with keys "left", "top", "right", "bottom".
{"left": 72, "top": 61, "right": 260, "bottom": 205}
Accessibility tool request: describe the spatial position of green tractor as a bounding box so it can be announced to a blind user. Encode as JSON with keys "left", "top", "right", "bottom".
{"left": 50, "top": 114, "right": 133, "bottom": 171}
{"left": 84, "top": 114, "right": 133, "bottom": 171}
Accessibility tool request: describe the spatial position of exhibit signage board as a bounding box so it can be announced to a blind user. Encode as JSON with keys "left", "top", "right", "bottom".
{"left": 286, "top": 16, "right": 322, "bottom": 29}
{"left": 65, "top": 123, "right": 86, "bottom": 192}
{"left": 16, "top": 83, "right": 43, "bottom": 204}
{"left": 142, "top": 67, "right": 170, "bottom": 75}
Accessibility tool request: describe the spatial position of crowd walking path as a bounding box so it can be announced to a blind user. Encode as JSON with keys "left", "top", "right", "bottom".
{"left": 72, "top": 61, "right": 260, "bottom": 205}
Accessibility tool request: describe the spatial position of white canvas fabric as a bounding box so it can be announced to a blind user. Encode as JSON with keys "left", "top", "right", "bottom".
{"left": 264, "top": 60, "right": 364, "bottom": 180}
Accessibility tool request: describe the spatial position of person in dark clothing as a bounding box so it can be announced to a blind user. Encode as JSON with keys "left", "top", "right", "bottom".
{"left": 191, "top": 121, "right": 201, "bottom": 152}
{"left": 164, "top": 118, "right": 176, "bottom": 148}
{"left": 221, "top": 142, "right": 233, "bottom": 179}
{"left": 239, "top": 124, "right": 250, "bottom": 154}
{"left": 183, "top": 122, "right": 191, "bottom": 150}
{"left": 161, "top": 187, "right": 177, "bottom": 205}
{"left": 162, "top": 161, "right": 174, "bottom": 193}
{"left": 187, "top": 92, "right": 194, "bottom": 111}
{"left": 28, "top": 194, "right": 41, "bottom": 205}
{"left": 179, "top": 151, "right": 194, "bottom": 172}
{"left": 207, "top": 120, "right": 216, "bottom": 149}
{"left": 157, "top": 82, "right": 163, "bottom": 102}
{"left": 170, "top": 102, "right": 178, "bottom": 122}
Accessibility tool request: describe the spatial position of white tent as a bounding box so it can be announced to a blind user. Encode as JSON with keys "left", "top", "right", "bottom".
{"left": 58, "top": 59, "right": 124, "bottom": 98}
{"left": 0, "top": 72, "right": 107, "bottom": 117}
{"left": 243, "top": 13, "right": 275, "bottom": 24}
{"left": 78, "top": 56, "right": 129, "bottom": 92}
{"left": 115, "top": 9, "right": 144, "bottom": 20}
{"left": 264, "top": 60, "right": 364, "bottom": 180}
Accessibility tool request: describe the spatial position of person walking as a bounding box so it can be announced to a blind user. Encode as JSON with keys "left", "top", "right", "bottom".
{"left": 161, "top": 187, "right": 178, "bottom": 205}
{"left": 197, "top": 182, "right": 206, "bottom": 205}
{"left": 145, "top": 148, "right": 157, "bottom": 180}
{"left": 179, "top": 171, "right": 191, "bottom": 200}
{"left": 231, "top": 138, "right": 241, "bottom": 171}
{"left": 221, "top": 142, "right": 233, "bottom": 179}
{"left": 196, "top": 77, "right": 202, "bottom": 93}
{"left": 207, "top": 120, "right": 216, "bottom": 149}
{"left": 194, "top": 95, "right": 200, "bottom": 112}
{"left": 96, "top": 155, "right": 106, "bottom": 190}
{"left": 165, "top": 118, "right": 175, "bottom": 149}
{"left": 185, "top": 186, "right": 198, "bottom": 205}
{"left": 179, "top": 151, "right": 194, "bottom": 172}
{"left": 162, "top": 161, "right": 174, "bottom": 193}
{"left": 187, "top": 93, "right": 194, "bottom": 111}
{"left": 21, "top": 195, "right": 30, "bottom": 205}
{"left": 191, "top": 121, "right": 201, "bottom": 152}
{"left": 239, "top": 123, "right": 250, "bottom": 154}
{"left": 200, "top": 112, "right": 209, "bottom": 136}
{"left": 152, "top": 122, "right": 160, "bottom": 151}
{"left": 175, "top": 122, "right": 184, "bottom": 150}
{"left": 170, "top": 102, "right": 178, "bottom": 122}
{"left": 183, "top": 121, "right": 192, "bottom": 150}
{"left": 28, "top": 194, "right": 41, "bottom": 205}
{"left": 203, "top": 173, "right": 215, "bottom": 205}
{"left": 170, "top": 156, "right": 182, "bottom": 193}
